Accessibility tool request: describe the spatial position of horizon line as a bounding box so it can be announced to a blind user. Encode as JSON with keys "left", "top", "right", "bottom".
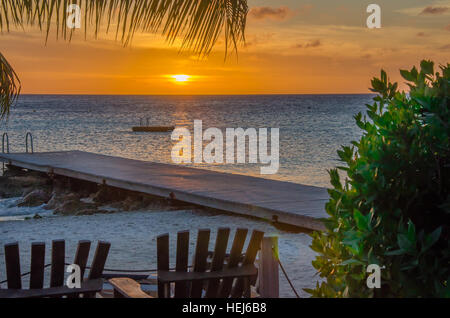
{"left": 18, "top": 93, "right": 375, "bottom": 97}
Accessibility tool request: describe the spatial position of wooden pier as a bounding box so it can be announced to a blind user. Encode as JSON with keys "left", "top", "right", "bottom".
{"left": 0, "top": 151, "right": 328, "bottom": 231}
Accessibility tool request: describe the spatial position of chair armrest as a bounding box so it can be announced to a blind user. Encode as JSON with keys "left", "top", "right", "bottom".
{"left": 158, "top": 264, "right": 258, "bottom": 284}
{"left": 102, "top": 273, "right": 149, "bottom": 281}
{"left": 0, "top": 279, "right": 104, "bottom": 298}
{"left": 109, "top": 278, "right": 153, "bottom": 298}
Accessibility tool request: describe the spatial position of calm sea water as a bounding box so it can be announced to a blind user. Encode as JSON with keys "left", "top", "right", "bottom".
{"left": 1, "top": 94, "right": 372, "bottom": 187}
{"left": 0, "top": 94, "right": 372, "bottom": 297}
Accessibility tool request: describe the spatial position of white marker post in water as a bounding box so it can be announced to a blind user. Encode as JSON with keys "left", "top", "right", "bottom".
{"left": 171, "top": 120, "right": 279, "bottom": 175}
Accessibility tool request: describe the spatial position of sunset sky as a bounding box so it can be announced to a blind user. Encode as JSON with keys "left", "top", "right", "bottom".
{"left": 2, "top": 0, "right": 450, "bottom": 94}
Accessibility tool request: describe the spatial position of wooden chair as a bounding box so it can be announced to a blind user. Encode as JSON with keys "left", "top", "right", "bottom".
{"left": 0, "top": 240, "right": 110, "bottom": 298}
{"left": 109, "top": 228, "right": 264, "bottom": 298}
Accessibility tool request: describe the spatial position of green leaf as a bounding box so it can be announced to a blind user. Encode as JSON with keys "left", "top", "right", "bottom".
{"left": 400, "top": 70, "right": 414, "bottom": 82}
{"left": 381, "top": 69, "right": 387, "bottom": 84}
{"left": 407, "top": 220, "right": 416, "bottom": 244}
{"left": 340, "top": 259, "right": 365, "bottom": 266}
{"left": 411, "top": 66, "right": 419, "bottom": 79}
{"left": 422, "top": 227, "right": 442, "bottom": 252}
{"left": 385, "top": 249, "right": 405, "bottom": 256}
{"left": 397, "top": 233, "right": 415, "bottom": 254}
{"left": 420, "top": 60, "right": 434, "bottom": 75}
{"left": 354, "top": 209, "right": 369, "bottom": 231}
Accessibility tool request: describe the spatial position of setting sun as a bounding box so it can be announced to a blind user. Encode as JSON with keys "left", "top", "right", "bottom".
{"left": 172, "top": 74, "right": 190, "bottom": 83}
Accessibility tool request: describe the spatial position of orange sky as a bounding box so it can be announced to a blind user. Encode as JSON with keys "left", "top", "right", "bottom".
{"left": 2, "top": 0, "right": 449, "bottom": 94}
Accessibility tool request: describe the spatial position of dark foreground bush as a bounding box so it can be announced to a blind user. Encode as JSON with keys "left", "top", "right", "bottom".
{"left": 307, "top": 60, "right": 449, "bottom": 297}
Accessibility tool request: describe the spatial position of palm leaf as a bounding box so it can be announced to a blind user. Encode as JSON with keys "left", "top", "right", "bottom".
{"left": 0, "top": 0, "right": 248, "bottom": 55}
{"left": 0, "top": 0, "right": 248, "bottom": 118}
{"left": 0, "top": 52, "right": 20, "bottom": 119}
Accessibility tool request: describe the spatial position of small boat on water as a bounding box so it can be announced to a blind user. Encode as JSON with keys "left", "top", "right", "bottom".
{"left": 132, "top": 126, "right": 175, "bottom": 132}
{"left": 133, "top": 117, "right": 174, "bottom": 132}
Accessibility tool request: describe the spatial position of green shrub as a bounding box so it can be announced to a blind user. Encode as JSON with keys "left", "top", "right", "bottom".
{"left": 307, "top": 60, "right": 450, "bottom": 297}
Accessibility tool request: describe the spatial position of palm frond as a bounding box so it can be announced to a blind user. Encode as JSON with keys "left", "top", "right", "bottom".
{"left": 0, "top": 0, "right": 248, "bottom": 56}
{"left": 0, "top": 52, "right": 20, "bottom": 119}
{"left": 0, "top": 1, "right": 248, "bottom": 118}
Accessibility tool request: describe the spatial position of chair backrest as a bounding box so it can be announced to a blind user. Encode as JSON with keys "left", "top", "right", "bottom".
{"left": 157, "top": 228, "right": 264, "bottom": 298}
{"left": 1, "top": 240, "right": 110, "bottom": 298}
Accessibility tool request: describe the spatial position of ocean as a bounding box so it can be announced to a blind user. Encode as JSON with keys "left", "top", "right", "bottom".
{"left": 0, "top": 94, "right": 372, "bottom": 297}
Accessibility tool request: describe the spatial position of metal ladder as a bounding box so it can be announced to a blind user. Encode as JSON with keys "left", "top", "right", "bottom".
{"left": 1, "top": 132, "right": 35, "bottom": 173}
{"left": 1, "top": 132, "right": 35, "bottom": 154}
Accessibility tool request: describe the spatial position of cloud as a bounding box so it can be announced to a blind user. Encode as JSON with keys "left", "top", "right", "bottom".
{"left": 294, "top": 39, "right": 322, "bottom": 49}
{"left": 445, "top": 24, "right": 450, "bottom": 31}
{"left": 305, "top": 40, "right": 322, "bottom": 48}
{"left": 420, "top": 6, "right": 449, "bottom": 15}
{"left": 396, "top": 1, "right": 450, "bottom": 16}
{"left": 249, "top": 6, "right": 295, "bottom": 21}
{"left": 416, "top": 32, "right": 426, "bottom": 37}
{"left": 440, "top": 44, "right": 450, "bottom": 49}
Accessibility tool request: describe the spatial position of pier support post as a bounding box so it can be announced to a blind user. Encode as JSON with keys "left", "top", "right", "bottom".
{"left": 258, "top": 236, "right": 279, "bottom": 298}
